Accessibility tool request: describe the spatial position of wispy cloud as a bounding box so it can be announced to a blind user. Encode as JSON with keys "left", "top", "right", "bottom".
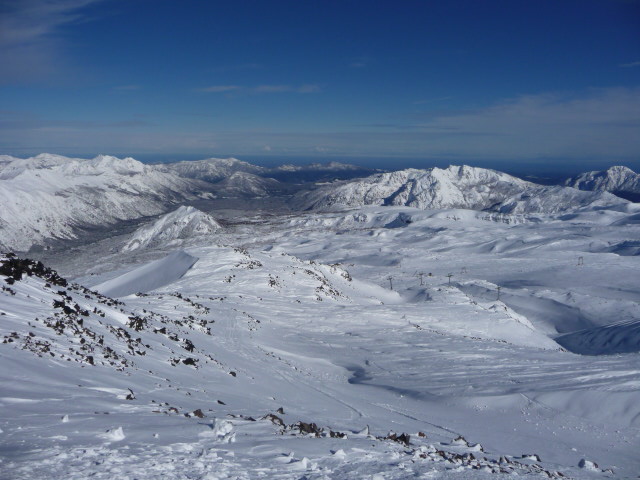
{"left": 413, "top": 96, "right": 453, "bottom": 105}
{"left": 250, "top": 84, "right": 321, "bottom": 94}
{"left": 0, "top": 0, "right": 104, "bottom": 84}
{"left": 620, "top": 60, "right": 640, "bottom": 68}
{"left": 297, "top": 84, "right": 321, "bottom": 93}
{"left": 3, "top": 88, "right": 637, "bottom": 161}
{"left": 196, "top": 85, "right": 241, "bottom": 93}
{"left": 253, "top": 85, "right": 291, "bottom": 93}
{"left": 211, "top": 63, "right": 261, "bottom": 72}
{"left": 401, "top": 87, "right": 640, "bottom": 158}
{"left": 196, "top": 84, "right": 321, "bottom": 94}
{"left": 0, "top": 110, "right": 154, "bottom": 130}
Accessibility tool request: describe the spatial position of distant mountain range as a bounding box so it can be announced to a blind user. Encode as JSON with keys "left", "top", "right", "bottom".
{"left": 295, "top": 165, "right": 629, "bottom": 214}
{"left": 0, "top": 153, "right": 637, "bottom": 252}
{"left": 159, "top": 156, "right": 378, "bottom": 184}
{"left": 0, "top": 154, "right": 206, "bottom": 252}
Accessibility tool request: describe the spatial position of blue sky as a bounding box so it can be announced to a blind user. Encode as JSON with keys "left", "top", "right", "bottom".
{"left": 0, "top": 0, "right": 639, "bottom": 168}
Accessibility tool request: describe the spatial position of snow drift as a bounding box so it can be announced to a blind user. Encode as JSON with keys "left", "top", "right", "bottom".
{"left": 92, "top": 250, "right": 198, "bottom": 297}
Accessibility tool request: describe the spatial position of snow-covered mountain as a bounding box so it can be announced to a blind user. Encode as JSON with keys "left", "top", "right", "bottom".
{"left": 565, "top": 165, "right": 640, "bottom": 200}
{"left": 212, "top": 171, "right": 285, "bottom": 197}
{"left": 0, "top": 154, "right": 19, "bottom": 171}
{"left": 162, "top": 157, "right": 376, "bottom": 187}
{"left": 160, "top": 157, "right": 266, "bottom": 183}
{"left": 296, "top": 165, "right": 627, "bottom": 214}
{"left": 122, "top": 206, "right": 222, "bottom": 252}
{"left": 0, "top": 154, "right": 207, "bottom": 252}
{"left": 268, "top": 161, "right": 378, "bottom": 183}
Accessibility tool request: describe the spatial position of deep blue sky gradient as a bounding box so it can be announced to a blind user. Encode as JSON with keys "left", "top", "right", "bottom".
{"left": 1, "top": 0, "right": 638, "bottom": 171}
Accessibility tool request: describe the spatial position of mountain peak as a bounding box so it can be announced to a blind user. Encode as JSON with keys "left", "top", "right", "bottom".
{"left": 565, "top": 165, "right": 640, "bottom": 198}
{"left": 122, "top": 206, "right": 222, "bottom": 252}
{"left": 296, "top": 164, "right": 624, "bottom": 214}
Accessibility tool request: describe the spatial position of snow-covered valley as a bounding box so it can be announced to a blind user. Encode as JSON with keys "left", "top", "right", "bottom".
{"left": 1, "top": 157, "right": 640, "bottom": 479}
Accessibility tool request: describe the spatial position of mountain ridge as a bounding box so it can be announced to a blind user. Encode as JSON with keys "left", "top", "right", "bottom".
{"left": 296, "top": 165, "right": 628, "bottom": 214}
{"left": 0, "top": 154, "right": 208, "bottom": 252}
{"left": 565, "top": 165, "right": 640, "bottom": 201}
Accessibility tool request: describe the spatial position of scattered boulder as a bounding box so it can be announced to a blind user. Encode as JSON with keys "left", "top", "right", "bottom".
{"left": 262, "top": 413, "right": 285, "bottom": 427}
{"left": 578, "top": 459, "right": 599, "bottom": 471}
{"left": 293, "top": 421, "right": 323, "bottom": 437}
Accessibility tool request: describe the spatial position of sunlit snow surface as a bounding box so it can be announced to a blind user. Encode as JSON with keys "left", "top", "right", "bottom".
{"left": 2, "top": 202, "right": 640, "bottom": 479}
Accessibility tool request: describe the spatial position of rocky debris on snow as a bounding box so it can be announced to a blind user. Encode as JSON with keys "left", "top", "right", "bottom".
{"left": 293, "top": 421, "right": 323, "bottom": 437}
{"left": 0, "top": 254, "right": 67, "bottom": 286}
{"left": 0, "top": 254, "right": 226, "bottom": 372}
{"left": 381, "top": 431, "right": 411, "bottom": 446}
{"left": 578, "top": 458, "right": 600, "bottom": 471}
{"left": 262, "top": 413, "right": 285, "bottom": 427}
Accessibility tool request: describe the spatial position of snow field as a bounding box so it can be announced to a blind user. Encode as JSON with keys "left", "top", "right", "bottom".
{"left": 2, "top": 198, "right": 640, "bottom": 478}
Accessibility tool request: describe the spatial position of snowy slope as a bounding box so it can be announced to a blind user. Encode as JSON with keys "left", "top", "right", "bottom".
{"left": 122, "top": 206, "right": 222, "bottom": 252}
{"left": 565, "top": 165, "right": 640, "bottom": 199}
{"left": 555, "top": 319, "right": 640, "bottom": 355}
{"left": 0, "top": 154, "right": 207, "bottom": 252}
{"left": 2, "top": 158, "right": 640, "bottom": 479}
{"left": 0, "top": 154, "right": 19, "bottom": 171}
{"left": 296, "top": 165, "right": 627, "bottom": 213}
{"left": 2, "top": 243, "right": 640, "bottom": 479}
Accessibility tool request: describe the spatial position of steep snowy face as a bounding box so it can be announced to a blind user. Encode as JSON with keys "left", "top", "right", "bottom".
{"left": 161, "top": 157, "right": 266, "bottom": 183}
{"left": 565, "top": 166, "right": 640, "bottom": 195}
{"left": 122, "top": 206, "right": 222, "bottom": 252}
{"left": 297, "top": 165, "right": 626, "bottom": 214}
{"left": 0, "top": 154, "right": 203, "bottom": 252}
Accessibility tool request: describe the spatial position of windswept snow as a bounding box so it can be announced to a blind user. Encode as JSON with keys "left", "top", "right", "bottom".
{"left": 555, "top": 319, "right": 640, "bottom": 355}
{"left": 92, "top": 250, "right": 199, "bottom": 297}
{"left": 123, "top": 206, "right": 221, "bottom": 252}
